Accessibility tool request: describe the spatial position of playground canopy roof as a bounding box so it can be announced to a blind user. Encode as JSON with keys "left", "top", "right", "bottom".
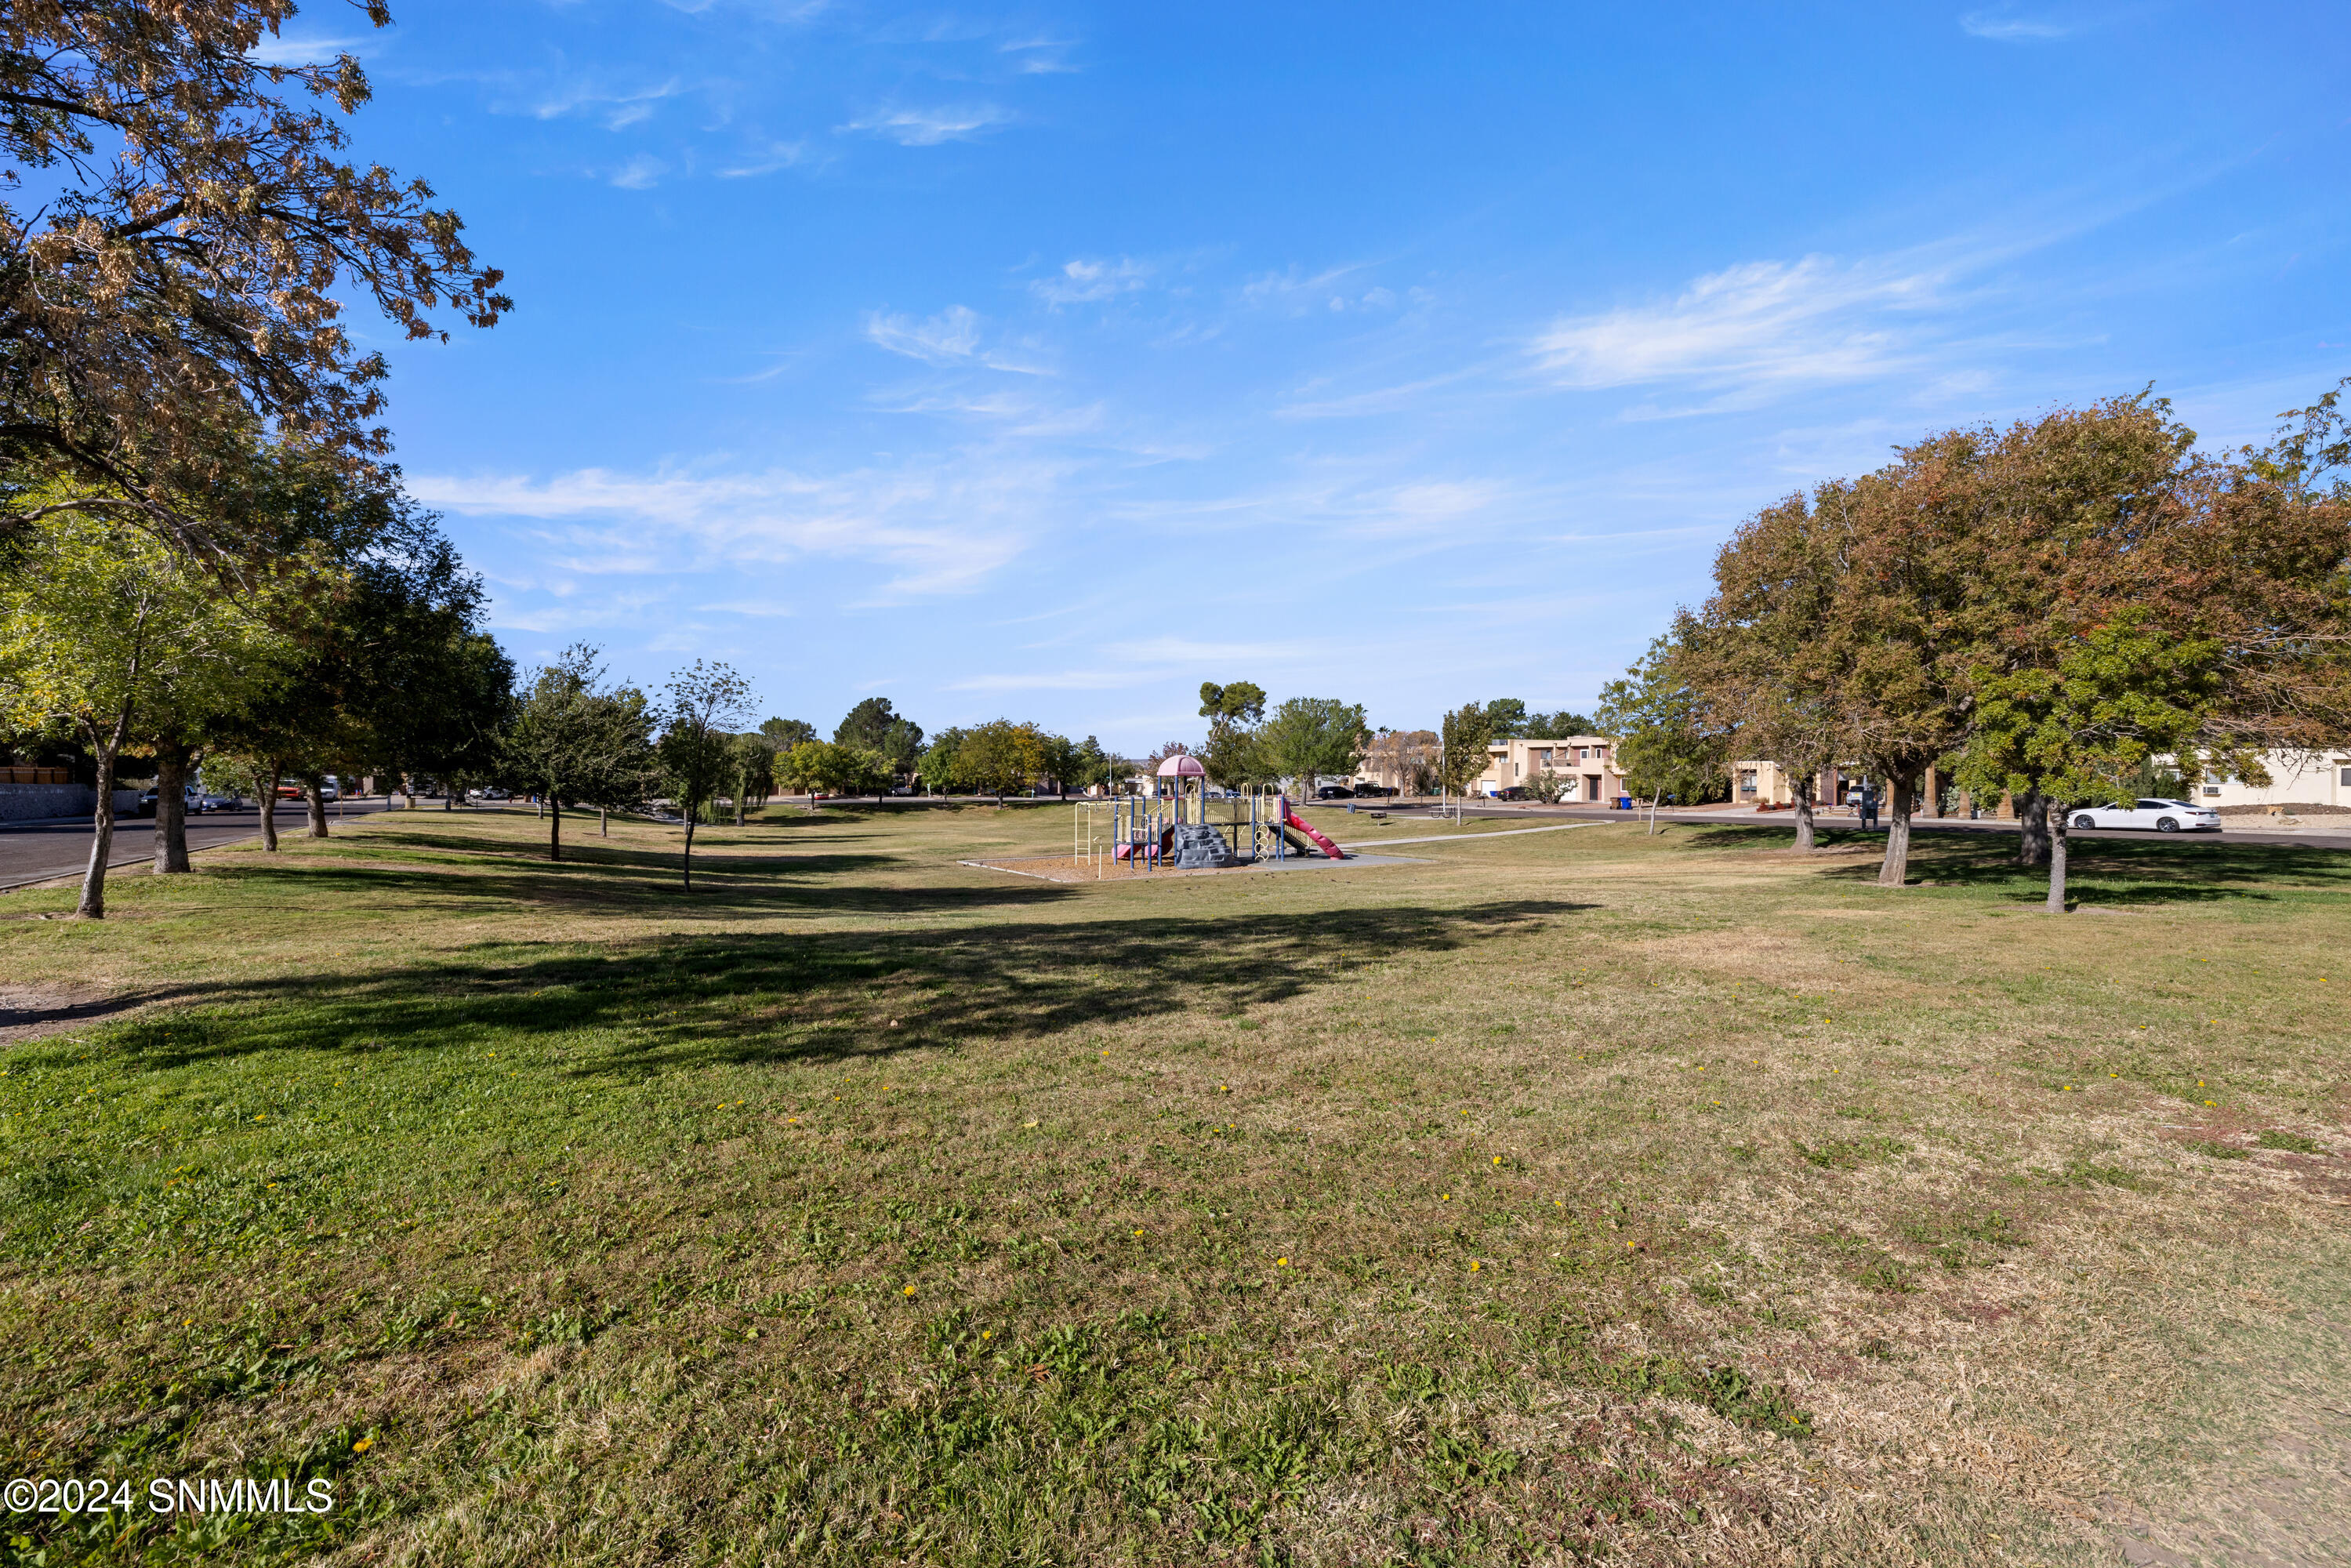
{"left": 1156, "top": 754, "right": 1206, "bottom": 778}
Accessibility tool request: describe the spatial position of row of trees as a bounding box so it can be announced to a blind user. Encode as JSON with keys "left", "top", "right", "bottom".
{"left": 501, "top": 648, "right": 758, "bottom": 889}
{"left": 1604, "top": 387, "right": 2351, "bottom": 909}
{"left": 1183, "top": 682, "right": 1372, "bottom": 795}
{"left": 918, "top": 723, "right": 1116, "bottom": 800}
{"left": 0, "top": 452, "right": 514, "bottom": 916}
{"left": 0, "top": 2, "right": 522, "bottom": 914}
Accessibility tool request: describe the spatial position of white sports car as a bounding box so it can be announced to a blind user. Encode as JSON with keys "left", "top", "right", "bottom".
{"left": 2070, "top": 797, "right": 2222, "bottom": 833}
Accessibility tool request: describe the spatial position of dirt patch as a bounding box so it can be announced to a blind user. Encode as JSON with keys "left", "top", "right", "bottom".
{"left": 962, "top": 854, "right": 1288, "bottom": 883}
{"left": 0, "top": 986, "right": 146, "bottom": 1044}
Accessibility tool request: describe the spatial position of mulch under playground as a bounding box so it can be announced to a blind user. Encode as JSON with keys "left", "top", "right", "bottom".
{"left": 958, "top": 851, "right": 1421, "bottom": 884}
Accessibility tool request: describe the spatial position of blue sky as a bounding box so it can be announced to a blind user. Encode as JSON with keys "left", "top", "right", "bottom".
{"left": 318, "top": 2, "right": 2347, "bottom": 750}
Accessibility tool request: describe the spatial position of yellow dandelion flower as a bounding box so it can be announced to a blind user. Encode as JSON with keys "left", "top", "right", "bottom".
{"left": 902, "top": 1285, "right": 916, "bottom": 1298}
{"left": 1493, "top": 1156, "right": 1503, "bottom": 1166}
{"left": 1440, "top": 1193, "right": 1449, "bottom": 1201}
{"left": 353, "top": 1438, "right": 372, "bottom": 1453}
{"left": 1276, "top": 1258, "right": 1289, "bottom": 1268}
{"left": 981, "top": 1330, "right": 991, "bottom": 1339}
{"left": 1134, "top": 1228, "right": 1144, "bottom": 1236}
{"left": 1469, "top": 1260, "right": 1481, "bottom": 1272}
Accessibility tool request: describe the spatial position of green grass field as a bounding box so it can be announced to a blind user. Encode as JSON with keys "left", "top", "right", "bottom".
{"left": 2, "top": 804, "right": 2347, "bottom": 1566}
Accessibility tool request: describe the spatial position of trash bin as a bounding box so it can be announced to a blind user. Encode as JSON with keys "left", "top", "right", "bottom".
{"left": 1616, "top": 796, "right": 1632, "bottom": 810}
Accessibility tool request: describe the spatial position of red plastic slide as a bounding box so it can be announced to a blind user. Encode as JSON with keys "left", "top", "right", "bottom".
{"left": 1283, "top": 808, "right": 1344, "bottom": 859}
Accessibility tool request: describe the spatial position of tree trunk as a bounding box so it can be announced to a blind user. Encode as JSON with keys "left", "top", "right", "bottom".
{"left": 2017, "top": 790, "right": 2048, "bottom": 866}
{"left": 260, "top": 769, "right": 281, "bottom": 851}
{"left": 600, "top": 806, "right": 608, "bottom": 837}
{"left": 306, "top": 779, "right": 329, "bottom": 837}
{"left": 549, "top": 794, "right": 563, "bottom": 862}
{"left": 403, "top": 771, "right": 417, "bottom": 811}
{"left": 1792, "top": 785, "right": 1816, "bottom": 851}
{"left": 78, "top": 743, "right": 119, "bottom": 919}
{"left": 1876, "top": 770, "right": 1916, "bottom": 887}
{"left": 2044, "top": 799, "right": 2070, "bottom": 913}
{"left": 153, "top": 746, "right": 192, "bottom": 873}
{"left": 735, "top": 787, "right": 746, "bottom": 826}
{"left": 1648, "top": 789, "right": 1663, "bottom": 834}
{"left": 681, "top": 817, "right": 695, "bottom": 891}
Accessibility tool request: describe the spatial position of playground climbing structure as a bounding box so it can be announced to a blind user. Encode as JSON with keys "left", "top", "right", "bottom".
{"left": 1072, "top": 754, "right": 1345, "bottom": 875}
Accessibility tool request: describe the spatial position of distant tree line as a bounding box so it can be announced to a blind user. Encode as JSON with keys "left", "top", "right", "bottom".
{"left": 1594, "top": 387, "right": 2351, "bottom": 910}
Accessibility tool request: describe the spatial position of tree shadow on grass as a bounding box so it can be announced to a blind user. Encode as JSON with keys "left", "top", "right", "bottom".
{"left": 87, "top": 898, "right": 1593, "bottom": 1076}
{"left": 339, "top": 823, "right": 897, "bottom": 877}
{"left": 1678, "top": 822, "right": 2351, "bottom": 905}
{"left": 198, "top": 851, "right": 1053, "bottom": 920}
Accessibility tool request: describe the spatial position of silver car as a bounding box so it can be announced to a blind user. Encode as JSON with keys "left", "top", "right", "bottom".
{"left": 2070, "top": 797, "right": 2222, "bottom": 833}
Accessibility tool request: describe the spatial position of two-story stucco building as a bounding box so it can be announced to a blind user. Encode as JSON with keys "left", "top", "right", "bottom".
{"left": 1472, "top": 736, "right": 1627, "bottom": 802}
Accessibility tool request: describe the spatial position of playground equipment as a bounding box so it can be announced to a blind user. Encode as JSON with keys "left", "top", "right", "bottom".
{"left": 1072, "top": 755, "right": 1346, "bottom": 875}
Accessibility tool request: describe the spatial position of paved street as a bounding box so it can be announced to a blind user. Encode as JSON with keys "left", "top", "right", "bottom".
{"left": 0, "top": 798, "right": 392, "bottom": 892}
{"left": 1331, "top": 799, "right": 2351, "bottom": 853}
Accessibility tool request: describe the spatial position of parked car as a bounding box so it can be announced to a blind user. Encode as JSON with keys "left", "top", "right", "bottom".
{"left": 2070, "top": 797, "right": 2221, "bottom": 833}
{"left": 1494, "top": 786, "right": 1531, "bottom": 801}
{"left": 1314, "top": 785, "right": 1355, "bottom": 800}
{"left": 473, "top": 786, "right": 511, "bottom": 801}
{"left": 198, "top": 791, "right": 238, "bottom": 812}
{"left": 1352, "top": 784, "right": 1398, "bottom": 798}
{"left": 275, "top": 782, "right": 305, "bottom": 800}
{"left": 136, "top": 786, "right": 203, "bottom": 817}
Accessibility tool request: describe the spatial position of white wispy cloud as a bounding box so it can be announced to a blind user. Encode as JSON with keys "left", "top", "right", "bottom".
{"left": 533, "top": 77, "right": 684, "bottom": 129}
{"left": 844, "top": 103, "right": 1011, "bottom": 145}
{"left": 1101, "top": 636, "right": 1308, "bottom": 666}
{"left": 1000, "top": 37, "right": 1082, "bottom": 74}
{"left": 411, "top": 456, "right": 1058, "bottom": 600}
{"left": 610, "top": 154, "right": 668, "bottom": 190}
{"left": 1242, "top": 263, "right": 1368, "bottom": 310}
{"left": 865, "top": 307, "right": 1054, "bottom": 375}
{"left": 1275, "top": 366, "right": 1491, "bottom": 420}
{"left": 868, "top": 305, "right": 982, "bottom": 363}
{"left": 1528, "top": 254, "right": 1950, "bottom": 392}
{"left": 699, "top": 600, "right": 795, "bottom": 617}
{"left": 1031, "top": 256, "right": 1152, "bottom": 305}
{"left": 945, "top": 670, "right": 1145, "bottom": 691}
{"left": 1959, "top": 9, "right": 2080, "bottom": 41}
{"left": 247, "top": 34, "right": 374, "bottom": 65}
{"left": 717, "top": 139, "right": 809, "bottom": 178}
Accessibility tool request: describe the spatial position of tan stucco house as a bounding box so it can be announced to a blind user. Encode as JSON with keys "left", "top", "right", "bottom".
{"left": 1473, "top": 736, "right": 1627, "bottom": 802}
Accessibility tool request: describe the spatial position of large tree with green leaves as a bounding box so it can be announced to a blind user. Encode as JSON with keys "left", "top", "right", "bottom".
{"left": 952, "top": 720, "right": 1046, "bottom": 802}
{"left": 761, "top": 717, "right": 817, "bottom": 752}
{"left": 916, "top": 728, "right": 964, "bottom": 797}
{"left": 656, "top": 662, "right": 753, "bottom": 891}
{"left": 503, "top": 644, "right": 656, "bottom": 861}
{"left": 1953, "top": 392, "right": 2351, "bottom": 910}
{"left": 0, "top": 502, "right": 288, "bottom": 916}
{"left": 1598, "top": 635, "right": 1732, "bottom": 832}
{"left": 0, "top": 1, "right": 509, "bottom": 561}
{"left": 1256, "top": 697, "right": 1369, "bottom": 798}
{"left": 1197, "top": 680, "right": 1267, "bottom": 788}
{"left": 728, "top": 733, "right": 776, "bottom": 822}
{"left": 1437, "top": 702, "right": 1493, "bottom": 800}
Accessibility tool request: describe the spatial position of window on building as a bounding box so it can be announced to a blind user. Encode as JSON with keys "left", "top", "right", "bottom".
{"left": 1738, "top": 770, "right": 1758, "bottom": 796}
{"left": 2341, "top": 767, "right": 2351, "bottom": 787}
{"left": 2203, "top": 786, "right": 2221, "bottom": 797}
